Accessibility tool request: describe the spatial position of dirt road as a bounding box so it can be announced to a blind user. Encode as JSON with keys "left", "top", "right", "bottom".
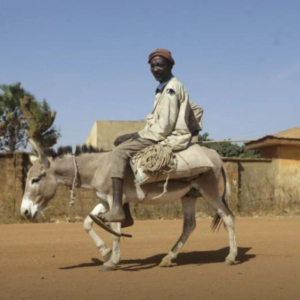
{"left": 0, "top": 217, "right": 300, "bottom": 300}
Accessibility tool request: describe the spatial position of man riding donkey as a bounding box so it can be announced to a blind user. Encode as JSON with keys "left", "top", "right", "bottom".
{"left": 92, "top": 48, "right": 203, "bottom": 231}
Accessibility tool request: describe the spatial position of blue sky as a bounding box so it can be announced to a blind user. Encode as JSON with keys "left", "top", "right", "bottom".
{"left": 1, "top": 0, "right": 299, "bottom": 146}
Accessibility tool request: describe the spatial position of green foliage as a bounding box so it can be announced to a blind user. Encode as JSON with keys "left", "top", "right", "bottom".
{"left": 0, "top": 83, "right": 60, "bottom": 151}
{"left": 28, "top": 99, "right": 61, "bottom": 148}
{"left": 199, "top": 132, "right": 260, "bottom": 158}
{"left": 0, "top": 83, "right": 30, "bottom": 151}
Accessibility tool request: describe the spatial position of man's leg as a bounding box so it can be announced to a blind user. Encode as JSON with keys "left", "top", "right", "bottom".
{"left": 101, "top": 138, "right": 155, "bottom": 223}
{"left": 103, "top": 179, "right": 133, "bottom": 227}
{"left": 109, "top": 177, "right": 125, "bottom": 222}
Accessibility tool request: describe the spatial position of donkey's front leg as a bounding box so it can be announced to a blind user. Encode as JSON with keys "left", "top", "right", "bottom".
{"left": 84, "top": 203, "right": 112, "bottom": 262}
{"left": 160, "top": 197, "right": 197, "bottom": 267}
{"left": 100, "top": 222, "right": 121, "bottom": 271}
{"left": 100, "top": 195, "right": 122, "bottom": 272}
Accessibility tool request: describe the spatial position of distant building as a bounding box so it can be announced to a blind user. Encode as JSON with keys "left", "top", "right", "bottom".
{"left": 86, "top": 120, "right": 145, "bottom": 151}
{"left": 245, "top": 127, "right": 300, "bottom": 163}
{"left": 245, "top": 127, "right": 300, "bottom": 212}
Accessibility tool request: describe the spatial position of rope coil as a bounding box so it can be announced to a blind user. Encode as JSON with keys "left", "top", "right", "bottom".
{"left": 132, "top": 144, "right": 176, "bottom": 198}
{"left": 132, "top": 144, "right": 176, "bottom": 174}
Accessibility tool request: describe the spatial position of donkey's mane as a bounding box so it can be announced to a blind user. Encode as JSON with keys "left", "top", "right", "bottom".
{"left": 44, "top": 144, "right": 108, "bottom": 159}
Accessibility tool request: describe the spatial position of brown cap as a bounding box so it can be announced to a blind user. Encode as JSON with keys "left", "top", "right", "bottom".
{"left": 148, "top": 48, "right": 175, "bottom": 65}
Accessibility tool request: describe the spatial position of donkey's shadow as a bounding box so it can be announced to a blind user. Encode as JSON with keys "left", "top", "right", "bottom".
{"left": 60, "top": 247, "right": 255, "bottom": 271}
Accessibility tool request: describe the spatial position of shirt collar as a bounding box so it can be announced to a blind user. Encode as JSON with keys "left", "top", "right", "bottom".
{"left": 156, "top": 75, "right": 173, "bottom": 93}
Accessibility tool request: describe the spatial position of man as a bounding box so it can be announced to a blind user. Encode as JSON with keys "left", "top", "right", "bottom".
{"left": 97, "top": 48, "right": 199, "bottom": 226}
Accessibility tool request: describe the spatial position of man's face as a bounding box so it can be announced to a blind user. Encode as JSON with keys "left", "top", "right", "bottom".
{"left": 150, "top": 56, "right": 172, "bottom": 83}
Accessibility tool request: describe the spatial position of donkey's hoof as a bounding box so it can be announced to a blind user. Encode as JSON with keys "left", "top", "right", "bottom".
{"left": 100, "top": 265, "right": 116, "bottom": 272}
{"left": 100, "top": 262, "right": 118, "bottom": 272}
{"left": 225, "top": 258, "right": 236, "bottom": 265}
{"left": 159, "top": 256, "right": 173, "bottom": 267}
{"left": 102, "top": 248, "right": 112, "bottom": 262}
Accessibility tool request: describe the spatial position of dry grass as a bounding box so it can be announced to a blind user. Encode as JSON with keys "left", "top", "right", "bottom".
{"left": 239, "top": 166, "right": 300, "bottom": 216}
{"left": 0, "top": 194, "right": 24, "bottom": 224}
{"left": 275, "top": 165, "right": 300, "bottom": 214}
{"left": 2, "top": 165, "right": 300, "bottom": 224}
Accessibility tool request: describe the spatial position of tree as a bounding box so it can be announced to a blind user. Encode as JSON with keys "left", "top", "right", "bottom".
{"left": 199, "top": 132, "right": 260, "bottom": 158}
{"left": 0, "top": 83, "right": 30, "bottom": 151}
{"left": 19, "top": 96, "right": 60, "bottom": 148}
{"left": 0, "top": 83, "right": 60, "bottom": 151}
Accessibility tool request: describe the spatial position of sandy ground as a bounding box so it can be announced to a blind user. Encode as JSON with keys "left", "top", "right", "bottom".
{"left": 0, "top": 217, "right": 300, "bottom": 300}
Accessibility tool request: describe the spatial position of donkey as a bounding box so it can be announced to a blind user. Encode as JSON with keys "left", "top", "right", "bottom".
{"left": 20, "top": 140, "right": 237, "bottom": 271}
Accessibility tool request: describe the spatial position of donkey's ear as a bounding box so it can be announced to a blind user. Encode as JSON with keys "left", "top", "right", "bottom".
{"left": 29, "top": 139, "right": 39, "bottom": 157}
{"left": 28, "top": 139, "right": 50, "bottom": 169}
{"left": 29, "top": 154, "right": 39, "bottom": 165}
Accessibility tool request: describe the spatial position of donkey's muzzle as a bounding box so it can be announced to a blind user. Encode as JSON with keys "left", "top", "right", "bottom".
{"left": 20, "top": 198, "right": 38, "bottom": 221}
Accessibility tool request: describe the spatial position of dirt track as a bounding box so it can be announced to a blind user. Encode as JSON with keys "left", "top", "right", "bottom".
{"left": 0, "top": 217, "right": 300, "bottom": 300}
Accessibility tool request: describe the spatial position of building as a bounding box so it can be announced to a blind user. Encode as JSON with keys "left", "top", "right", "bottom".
{"left": 245, "top": 127, "right": 300, "bottom": 173}
{"left": 245, "top": 127, "right": 300, "bottom": 213}
{"left": 86, "top": 120, "right": 145, "bottom": 151}
{"left": 245, "top": 127, "right": 300, "bottom": 160}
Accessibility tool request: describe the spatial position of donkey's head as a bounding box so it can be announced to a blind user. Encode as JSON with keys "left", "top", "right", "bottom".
{"left": 20, "top": 140, "right": 58, "bottom": 220}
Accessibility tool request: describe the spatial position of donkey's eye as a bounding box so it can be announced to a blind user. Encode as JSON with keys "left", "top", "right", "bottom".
{"left": 31, "top": 178, "right": 40, "bottom": 184}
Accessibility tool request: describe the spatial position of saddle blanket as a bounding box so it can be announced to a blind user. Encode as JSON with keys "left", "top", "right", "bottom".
{"left": 130, "top": 144, "right": 214, "bottom": 185}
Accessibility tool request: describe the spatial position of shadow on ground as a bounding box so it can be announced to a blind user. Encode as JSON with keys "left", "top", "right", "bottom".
{"left": 60, "top": 258, "right": 103, "bottom": 270}
{"left": 60, "top": 247, "right": 255, "bottom": 271}
{"left": 120, "top": 246, "right": 254, "bottom": 271}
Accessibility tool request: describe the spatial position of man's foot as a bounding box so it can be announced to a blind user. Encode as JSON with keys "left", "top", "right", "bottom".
{"left": 93, "top": 213, "right": 133, "bottom": 228}
{"left": 97, "top": 209, "right": 125, "bottom": 223}
{"left": 92, "top": 211, "right": 133, "bottom": 228}
{"left": 89, "top": 214, "right": 132, "bottom": 238}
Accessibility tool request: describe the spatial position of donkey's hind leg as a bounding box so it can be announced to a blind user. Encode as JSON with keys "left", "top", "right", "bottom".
{"left": 159, "top": 197, "right": 197, "bottom": 267}
{"left": 197, "top": 170, "right": 237, "bottom": 265}
{"left": 84, "top": 202, "right": 112, "bottom": 262}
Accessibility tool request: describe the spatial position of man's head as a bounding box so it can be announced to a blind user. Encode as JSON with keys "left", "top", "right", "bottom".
{"left": 148, "top": 48, "right": 175, "bottom": 83}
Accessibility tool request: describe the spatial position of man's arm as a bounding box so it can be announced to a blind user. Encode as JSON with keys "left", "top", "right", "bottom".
{"left": 114, "top": 132, "right": 140, "bottom": 147}
{"left": 188, "top": 101, "right": 204, "bottom": 135}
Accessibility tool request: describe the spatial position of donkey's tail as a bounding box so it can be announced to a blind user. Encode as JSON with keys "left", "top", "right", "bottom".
{"left": 211, "top": 164, "right": 234, "bottom": 231}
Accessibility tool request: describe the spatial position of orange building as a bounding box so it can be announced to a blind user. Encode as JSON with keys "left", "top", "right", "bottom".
{"left": 245, "top": 127, "right": 300, "bottom": 213}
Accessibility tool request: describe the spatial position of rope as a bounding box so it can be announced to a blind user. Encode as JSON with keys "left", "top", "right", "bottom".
{"left": 132, "top": 144, "right": 176, "bottom": 198}
{"left": 133, "top": 144, "right": 176, "bottom": 174}
{"left": 69, "top": 155, "right": 78, "bottom": 206}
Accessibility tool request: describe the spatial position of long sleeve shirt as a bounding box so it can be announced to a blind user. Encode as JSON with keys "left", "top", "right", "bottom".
{"left": 138, "top": 77, "right": 192, "bottom": 151}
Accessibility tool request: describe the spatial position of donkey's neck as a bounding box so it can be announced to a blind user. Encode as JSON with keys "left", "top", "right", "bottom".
{"left": 51, "top": 152, "right": 110, "bottom": 189}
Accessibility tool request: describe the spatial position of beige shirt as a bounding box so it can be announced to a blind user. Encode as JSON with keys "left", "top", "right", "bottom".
{"left": 139, "top": 77, "right": 192, "bottom": 151}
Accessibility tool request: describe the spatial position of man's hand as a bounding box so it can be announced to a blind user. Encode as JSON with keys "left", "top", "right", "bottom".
{"left": 114, "top": 132, "right": 140, "bottom": 147}
{"left": 191, "top": 130, "right": 199, "bottom": 137}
